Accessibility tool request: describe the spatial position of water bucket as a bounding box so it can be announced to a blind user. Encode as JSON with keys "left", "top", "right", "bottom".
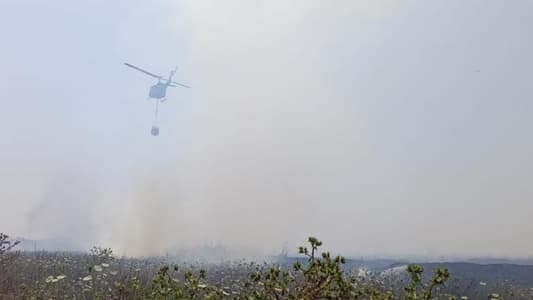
{"left": 151, "top": 126, "right": 159, "bottom": 136}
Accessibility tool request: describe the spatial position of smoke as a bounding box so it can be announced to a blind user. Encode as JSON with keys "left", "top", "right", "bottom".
{"left": 1, "top": 0, "right": 533, "bottom": 258}
{"left": 110, "top": 1, "right": 376, "bottom": 256}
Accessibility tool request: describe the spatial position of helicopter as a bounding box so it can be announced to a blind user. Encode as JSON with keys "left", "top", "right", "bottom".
{"left": 124, "top": 62, "right": 190, "bottom": 100}
{"left": 124, "top": 63, "right": 190, "bottom": 136}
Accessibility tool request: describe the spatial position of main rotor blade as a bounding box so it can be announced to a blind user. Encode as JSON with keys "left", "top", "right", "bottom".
{"left": 170, "top": 81, "right": 191, "bottom": 88}
{"left": 124, "top": 63, "right": 163, "bottom": 80}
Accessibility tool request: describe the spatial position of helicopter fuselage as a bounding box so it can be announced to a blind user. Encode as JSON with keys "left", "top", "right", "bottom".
{"left": 149, "top": 82, "right": 168, "bottom": 99}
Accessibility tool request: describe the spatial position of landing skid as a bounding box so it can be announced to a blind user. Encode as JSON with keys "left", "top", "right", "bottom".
{"left": 146, "top": 97, "right": 166, "bottom": 103}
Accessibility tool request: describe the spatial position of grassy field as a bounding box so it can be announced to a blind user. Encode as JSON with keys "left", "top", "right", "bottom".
{"left": 1, "top": 234, "right": 531, "bottom": 299}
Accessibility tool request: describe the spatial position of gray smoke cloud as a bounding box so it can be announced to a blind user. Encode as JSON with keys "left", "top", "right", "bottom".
{"left": 1, "top": 0, "right": 532, "bottom": 258}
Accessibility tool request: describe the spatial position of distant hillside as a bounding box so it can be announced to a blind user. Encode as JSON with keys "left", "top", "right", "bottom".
{"left": 421, "top": 262, "right": 533, "bottom": 287}
{"left": 277, "top": 257, "right": 533, "bottom": 289}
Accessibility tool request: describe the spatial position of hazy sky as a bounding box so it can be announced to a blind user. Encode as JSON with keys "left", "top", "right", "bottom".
{"left": 1, "top": 0, "right": 532, "bottom": 257}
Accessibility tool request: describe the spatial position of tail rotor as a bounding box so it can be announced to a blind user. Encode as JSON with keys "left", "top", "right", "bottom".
{"left": 169, "top": 66, "right": 178, "bottom": 81}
